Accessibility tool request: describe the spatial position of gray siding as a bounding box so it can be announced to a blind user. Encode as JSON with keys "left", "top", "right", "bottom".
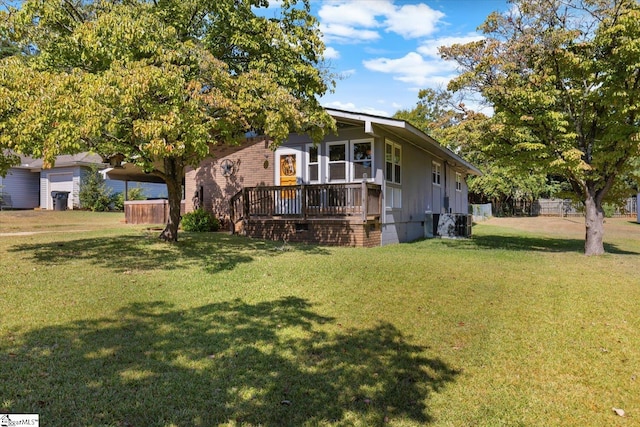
{"left": 378, "top": 130, "right": 470, "bottom": 246}
{"left": 283, "top": 124, "right": 471, "bottom": 246}
{"left": 0, "top": 168, "right": 40, "bottom": 209}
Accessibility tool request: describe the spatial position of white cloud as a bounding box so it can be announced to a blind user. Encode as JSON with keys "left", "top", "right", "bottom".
{"left": 322, "top": 100, "right": 390, "bottom": 117}
{"left": 262, "top": 0, "right": 283, "bottom": 9}
{"left": 363, "top": 52, "right": 457, "bottom": 87}
{"left": 318, "top": 0, "right": 445, "bottom": 42}
{"left": 340, "top": 69, "right": 356, "bottom": 77}
{"left": 384, "top": 4, "right": 445, "bottom": 38}
{"left": 320, "top": 23, "right": 380, "bottom": 43}
{"left": 361, "top": 33, "right": 484, "bottom": 90}
{"left": 323, "top": 100, "right": 358, "bottom": 110}
{"left": 323, "top": 46, "right": 341, "bottom": 60}
{"left": 318, "top": 0, "right": 394, "bottom": 27}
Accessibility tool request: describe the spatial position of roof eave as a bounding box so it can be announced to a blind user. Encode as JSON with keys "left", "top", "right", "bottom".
{"left": 326, "top": 108, "right": 482, "bottom": 176}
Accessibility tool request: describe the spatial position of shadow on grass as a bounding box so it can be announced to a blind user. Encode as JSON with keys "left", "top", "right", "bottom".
{"left": 8, "top": 232, "right": 331, "bottom": 274}
{"left": 1, "top": 297, "right": 459, "bottom": 426}
{"left": 427, "top": 235, "right": 638, "bottom": 255}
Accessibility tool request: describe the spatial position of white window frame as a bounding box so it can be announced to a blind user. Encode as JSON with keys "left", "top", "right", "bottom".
{"left": 351, "top": 138, "right": 373, "bottom": 182}
{"left": 432, "top": 161, "right": 441, "bottom": 186}
{"left": 456, "top": 172, "right": 462, "bottom": 192}
{"left": 305, "top": 143, "right": 321, "bottom": 184}
{"left": 385, "top": 140, "right": 401, "bottom": 184}
{"left": 326, "top": 141, "right": 348, "bottom": 183}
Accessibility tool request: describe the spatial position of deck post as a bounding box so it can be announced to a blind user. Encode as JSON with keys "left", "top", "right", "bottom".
{"left": 361, "top": 176, "right": 368, "bottom": 222}
{"left": 301, "top": 184, "right": 307, "bottom": 219}
{"left": 229, "top": 197, "right": 235, "bottom": 234}
{"left": 243, "top": 187, "right": 250, "bottom": 220}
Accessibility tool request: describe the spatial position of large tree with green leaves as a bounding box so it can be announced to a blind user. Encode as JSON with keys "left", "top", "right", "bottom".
{"left": 394, "top": 88, "right": 559, "bottom": 215}
{"left": 441, "top": 0, "right": 640, "bottom": 255}
{"left": 0, "top": 0, "right": 334, "bottom": 241}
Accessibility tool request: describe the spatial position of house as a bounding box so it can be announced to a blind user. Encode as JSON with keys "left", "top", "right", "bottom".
{"left": 0, "top": 153, "right": 167, "bottom": 210}
{"left": 0, "top": 155, "right": 39, "bottom": 209}
{"left": 184, "top": 109, "right": 481, "bottom": 247}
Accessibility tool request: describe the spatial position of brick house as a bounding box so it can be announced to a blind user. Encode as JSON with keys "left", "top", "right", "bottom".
{"left": 183, "top": 109, "right": 480, "bottom": 247}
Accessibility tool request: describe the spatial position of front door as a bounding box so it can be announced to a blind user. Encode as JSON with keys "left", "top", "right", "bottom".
{"left": 276, "top": 149, "right": 301, "bottom": 186}
{"left": 275, "top": 148, "right": 301, "bottom": 213}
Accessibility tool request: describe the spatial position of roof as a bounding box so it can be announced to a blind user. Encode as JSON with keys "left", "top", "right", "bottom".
{"left": 102, "top": 163, "right": 166, "bottom": 184}
{"left": 326, "top": 108, "right": 482, "bottom": 176}
{"left": 5, "top": 108, "right": 481, "bottom": 180}
{"left": 20, "top": 153, "right": 105, "bottom": 170}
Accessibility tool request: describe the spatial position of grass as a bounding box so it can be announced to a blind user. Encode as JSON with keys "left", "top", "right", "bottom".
{"left": 1, "top": 211, "right": 639, "bottom": 426}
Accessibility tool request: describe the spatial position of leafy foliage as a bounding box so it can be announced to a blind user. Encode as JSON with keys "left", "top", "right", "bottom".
{"left": 112, "top": 187, "right": 146, "bottom": 211}
{"left": 0, "top": 0, "right": 335, "bottom": 241}
{"left": 440, "top": 0, "right": 640, "bottom": 254}
{"left": 181, "top": 208, "right": 220, "bottom": 232}
{"left": 78, "top": 165, "right": 116, "bottom": 212}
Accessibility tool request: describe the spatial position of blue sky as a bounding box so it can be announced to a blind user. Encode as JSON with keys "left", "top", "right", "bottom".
{"left": 295, "top": 0, "right": 511, "bottom": 117}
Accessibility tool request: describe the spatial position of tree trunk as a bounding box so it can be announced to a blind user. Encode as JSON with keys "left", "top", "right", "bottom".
{"left": 159, "top": 157, "right": 184, "bottom": 242}
{"left": 584, "top": 193, "right": 605, "bottom": 256}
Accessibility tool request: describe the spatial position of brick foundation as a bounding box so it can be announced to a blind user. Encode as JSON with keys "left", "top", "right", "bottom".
{"left": 242, "top": 218, "right": 381, "bottom": 247}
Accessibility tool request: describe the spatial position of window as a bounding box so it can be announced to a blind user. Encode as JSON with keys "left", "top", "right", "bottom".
{"left": 456, "top": 172, "right": 462, "bottom": 191}
{"left": 432, "top": 161, "right": 441, "bottom": 185}
{"left": 385, "top": 141, "right": 401, "bottom": 184}
{"left": 352, "top": 139, "right": 372, "bottom": 180}
{"left": 306, "top": 144, "right": 319, "bottom": 183}
{"left": 327, "top": 142, "right": 347, "bottom": 182}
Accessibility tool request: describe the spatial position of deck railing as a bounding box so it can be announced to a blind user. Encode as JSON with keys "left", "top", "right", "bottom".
{"left": 230, "top": 182, "right": 382, "bottom": 227}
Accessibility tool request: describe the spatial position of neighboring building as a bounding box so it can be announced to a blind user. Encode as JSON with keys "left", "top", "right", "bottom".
{"left": 0, "top": 155, "right": 40, "bottom": 209}
{"left": 185, "top": 109, "right": 481, "bottom": 247}
{"left": 1, "top": 153, "right": 167, "bottom": 210}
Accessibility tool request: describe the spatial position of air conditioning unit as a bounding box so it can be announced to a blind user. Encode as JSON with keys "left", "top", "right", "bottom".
{"left": 425, "top": 213, "right": 472, "bottom": 238}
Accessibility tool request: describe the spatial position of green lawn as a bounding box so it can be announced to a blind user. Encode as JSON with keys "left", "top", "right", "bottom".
{"left": 1, "top": 211, "right": 639, "bottom": 426}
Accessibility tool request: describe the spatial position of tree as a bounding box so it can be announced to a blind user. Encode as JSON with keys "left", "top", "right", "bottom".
{"left": 440, "top": 0, "right": 640, "bottom": 255}
{"left": 0, "top": 0, "right": 335, "bottom": 241}
{"left": 394, "top": 88, "right": 559, "bottom": 215}
{"left": 393, "top": 88, "right": 465, "bottom": 146}
{"left": 79, "top": 164, "right": 116, "bottom": 212}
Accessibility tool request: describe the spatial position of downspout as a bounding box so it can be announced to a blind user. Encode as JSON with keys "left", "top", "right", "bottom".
{"left": 365, "top": 120, "right": 378, "bottom": 137}
{"left": 444, "top": 161, "right": 450, "bottom": 213}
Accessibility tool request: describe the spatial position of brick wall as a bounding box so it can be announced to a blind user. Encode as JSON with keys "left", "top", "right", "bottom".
{"left": 242, "top": 219, "right": 381, "bottom": 247}
{"left": 185, "top": 138, "right": 274, "bottom": 222}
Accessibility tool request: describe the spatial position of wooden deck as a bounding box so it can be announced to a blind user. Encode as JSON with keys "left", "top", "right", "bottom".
{"left": 229, "top": 183, "right": 383, "bottom": 246}
{"left": 230, "top": 182, "right": 382, "bottom": 223}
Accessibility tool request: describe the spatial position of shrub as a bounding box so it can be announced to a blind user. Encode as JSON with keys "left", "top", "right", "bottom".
{"left": 181, "top": 208, "right": 220, "bottom": 232}
{"left": 602, "top": 203, "right": 616, "bottom": 218}
{"left": 112, "top": 187, "right": 147, "bottom": 211}
{"left": 79, "top": 165, "right": 117, "bottom": 211}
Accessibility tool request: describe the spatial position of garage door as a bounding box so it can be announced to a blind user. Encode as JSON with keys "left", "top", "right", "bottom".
{"left": 49, "top": 173, "right": 74, "bottom": 209}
